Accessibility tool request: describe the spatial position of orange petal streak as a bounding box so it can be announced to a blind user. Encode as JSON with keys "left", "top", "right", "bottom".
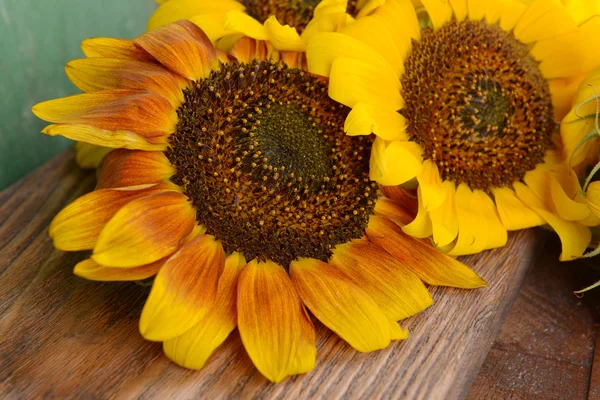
{"left": 134, "top": 21, "right": 217, "bottom": 81}
{"left": 66, "top": 58, "right": 184, "bottom": 107}
{"left": 92, "top": 191, "right": 196, "bottom": 267}
{"left": 290, "top": 258, "right": 396, "bottom": 353}
{"left": 96, "top": 150, "right": 174, "bottom": 189}
{"left": 237, "top": 260, "right": 315, "bottom": 383}
{"left": 162, "top": 252, "right": 246, "bottom": 370}
{"left": 81, "top": 38, "right": 154, "bottom": 61}
{"left": 366, "top": 215, "right": 487, "bottom": 288}
{"left": 49, "top": 183, "right": 176, "bottom": 251}
{"left": 74, "top": 257, "right": 164, "bottom": 281}
{"left": 140, "top": 235, "right": 226, "bottom": 341}
{"left": 32, "top": 89, "right": 176, "bottom": 139}
{"left": 330, "top": 239, "right": 433, "bottom": 321}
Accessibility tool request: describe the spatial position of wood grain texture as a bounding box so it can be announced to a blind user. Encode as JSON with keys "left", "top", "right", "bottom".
{"left": 0, "top": 151, "right": 544, "bottom": 399}
{"left": 0, "top": 0, "right": 155, "bottom": 190}
{"left": 468, "top": 238, "right": 598, "bottom": 400}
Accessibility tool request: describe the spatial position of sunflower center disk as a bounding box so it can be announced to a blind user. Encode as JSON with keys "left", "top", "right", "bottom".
{"left": 240, "top": 0, "right": 360, "bottom": 32}
{"left": 401, "top": 20, "right": 554, "bottom": 191}
{"left": 168, "top": 60, "right": 376, "bottom": 266}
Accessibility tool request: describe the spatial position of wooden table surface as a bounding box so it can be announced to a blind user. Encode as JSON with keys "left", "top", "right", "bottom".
{"left": 468, "top": 237, "right": 600, "bottom": 400}
{"left": 1, "top": 150, "right": 590, "bottom": 399}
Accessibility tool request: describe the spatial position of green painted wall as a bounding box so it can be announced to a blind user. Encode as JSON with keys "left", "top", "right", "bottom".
{"left": 0, "top": 0, "right": 155, "bottom": 190}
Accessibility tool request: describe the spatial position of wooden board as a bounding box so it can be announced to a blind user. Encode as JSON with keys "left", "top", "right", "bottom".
{"left": 468, "top": 237, "right": 598, "bottom": 400}
{"left": 0, "top": 151, "right": 544, "bottom": 399}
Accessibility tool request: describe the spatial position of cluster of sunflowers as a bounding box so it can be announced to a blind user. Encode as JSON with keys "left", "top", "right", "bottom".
{"left": 31, "top": 0, "right": 600, "bottom": 383}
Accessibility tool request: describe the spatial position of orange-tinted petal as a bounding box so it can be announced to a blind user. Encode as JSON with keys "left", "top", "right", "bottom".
{"left": 134, "top": 20, "right": 217, "bottom": 81}
{"left": 74, "top": 142, "right": 113, "bottom": 169}
{"left": 81, "top": 38, "right": 154, "bottom": 61}
{"left": 237, "top": 260, "right": 315, "bottom": 383}
{"left": 366, "top": 215, "right": 486, "bottom": 288}
{"left": 330, "top": 239, "right": 432, "bottom": 321}
{"left": 66, "top": 58, "right": 184, "bottom": 107}
{"left": 92, "top": 191, "right": 196, "bottom": 267}
{"left": 290, "top": 258, "right": 396, "bottom": 353}
{"left": 49, "top": 183, "right": 175, "bottom": 251}
{"left": 163, "top": 252, "right": 246, "bottom": 370}
{"left": 42, "top": 124, "right": 167, "bottom": 151}
{"left": 373, "top": 197, "right": 416, "bottom": 226}
{"left": 229, "top": 36, "right": 270, "bottom": 63}
{"left": 140, "top": 234, "right": 225, "bottom": 341}
{"left": 74, "top": 257, "right": 164, "bottom": 281}
{"left": 96, "top": 150, "right": 174, "bottom": 189}
{"left": 33, "top": 89, "right": 176, "bottom": 139}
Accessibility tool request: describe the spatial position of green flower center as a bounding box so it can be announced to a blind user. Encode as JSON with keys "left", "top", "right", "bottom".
{"left": 168, "top": 60, "right": 376, "bottom": 266}
{"left": 401, "top": 20, "right": 554, "bottom": 191}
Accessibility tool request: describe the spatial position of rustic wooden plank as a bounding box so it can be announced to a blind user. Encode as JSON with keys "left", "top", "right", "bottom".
{"left": 0, "top": 151, "right": 544, "bottom": 399}
{"left": 468, "top": 238, "right": 598, "bottom": 400}
{"left": 589, "top": 331, "right": 600, "bottom": 399}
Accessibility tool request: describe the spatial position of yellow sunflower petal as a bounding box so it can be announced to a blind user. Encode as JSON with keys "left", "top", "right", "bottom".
{"left": 96, "top": 150, "right": 174, "bottom": 189}
{"left": 420, "top": 0, "right": 453, "bottom": 30}
{"left": 134, "top": 21, "right": 217, "bottom": 81}
{"left": 237, "top": 260, "right": 315, "bottom": 383}
{"left": 264, "top": 16, "right": 306, "bottom": 52}
{"left": 306, "top": 32, "right": 396, "bottom": 81}
{"left": 369, "top": 138, "right": 422, "bottom": 186}
{"left": 74, "top": 142, "right": 113, "bottom": 169}
{"left": 162, "top": 252, "right": 245, "bottom": 370}
{"left": 140, "top": 235, "right": 225, "bottom": 341}
{"left": 49, "top": 183, "right": 174, "bottom": 251}
{"left": 81, "top": 38, "right": 153, "bottom": 61}
{"left": 448, "top": 185, "right": 507, "bottom": 256}
{"left": 450, "top": 0, "right": 468, "bottom": 21}
{"left": 345, "top": 102, "right": 408, "bottom": 141}
{"left": 41, "top": 124, "right": 166, "bottom": 151}
{"left": 514, "top": 0, "right": 578, "bottom": 44}
{"left": 367, "top": 215, "right": 486, "bottom": 288}
{"left": 301, "top": 9, "right": 349, "bottom": 45}
{"left": 147, "top": 0, "right": 245, "bottom": 31}
{"left": 340, "top": 13, "right": 408, "bottom": 75}
{"left": 92, "top": 191, "right": 196, "bottom": 267}
{"left": 492, "top": 187, "right": 545, "bottom": 230}
{"left": 66, "top": 58, "right": 184, "bottom": 108}
{"left": 330, "top": 239, "right": 433, "bottom": 321}
{"left": 74, "top": 257, "right": 164, "bottom": 281}
{"left": 515, "top": 182, "right": 590, "bottom": 260}
{"left": 417, "top": 159, "right": 446, "bottom": 210}
{"left": 428, "top": 180, "right": 459, "bottom": 247}
{"left": 499, "top": 1, "right": 528, "bottom": 32}
{"left": 587, "top": 181, "right": 600, "bottom": 218}
{"left": 466, "top": 0, "right": 490, "bottom": 21}
{"left": 401, "top": 187, "right": 434, "bottom": 238}
{"left": 33, "top": 90, "right": 176, "bottom": 139}
{"left": 549, "top": 173, "right": 590, "bottom": 221}
{"left": 329, "top": 56, "right": 403, "bottom": 110}
{"left": 224, "top": 10, "right": 269, "bottom": 40}
{"left": 290, "top": 257, "right": 394, "bottom": 353}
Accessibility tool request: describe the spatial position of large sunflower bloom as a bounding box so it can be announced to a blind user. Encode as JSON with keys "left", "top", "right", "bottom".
{"left": 308, "top": 0, "right": 600, "bottom": 260}
{"left": 147, "top": 0, "right": 385, "bottom": 51}
{"left": 32, "top": 21, "right": 485, "bottom": 382}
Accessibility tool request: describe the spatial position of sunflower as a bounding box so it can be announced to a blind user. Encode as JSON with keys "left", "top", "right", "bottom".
{"left": 562, "top": 66, "right": 600, "bottom": 174}
{"left": 32, "top": 21, "right": 485, "bottom": 382}
{"left": 147, "top": 0, "right": 386, "bottom": 51}
{"left": 307, "top": 0, "right": 600, "bottom": 260}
